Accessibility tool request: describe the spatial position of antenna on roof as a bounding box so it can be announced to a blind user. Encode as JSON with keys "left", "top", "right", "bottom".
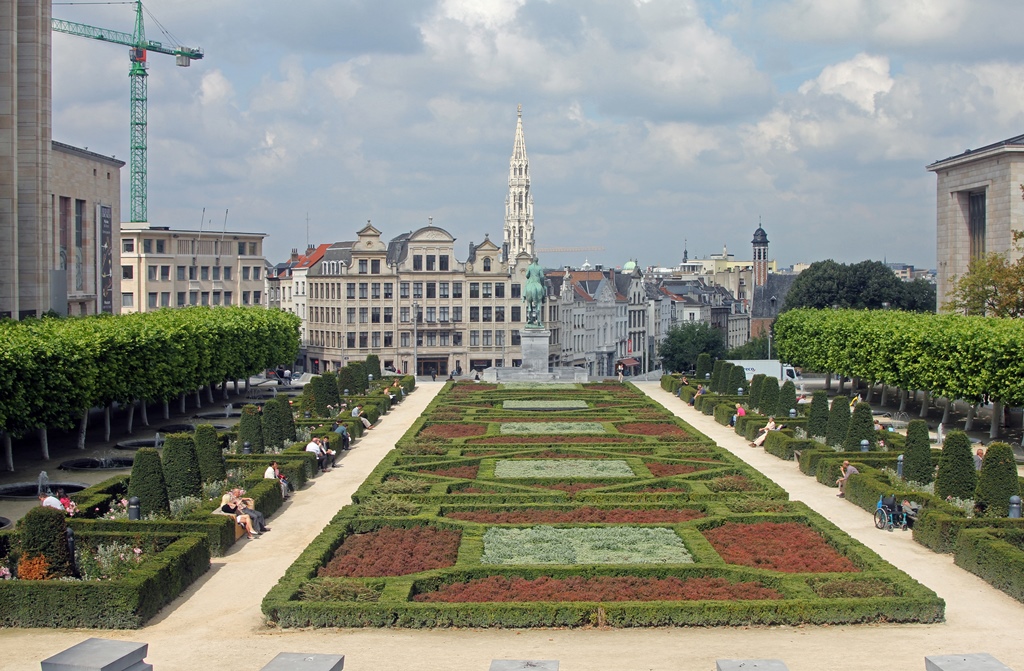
{"left": 305, "top": 212, "right": 310, "bottom": 250}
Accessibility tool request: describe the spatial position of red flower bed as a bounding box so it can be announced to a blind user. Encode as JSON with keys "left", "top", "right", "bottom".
{"left": 420, "top": 423, "right": 486, "bottom": 439}
{"left": 703, "top": 522, "right": 859, "bottom": 573}
{"left": 470, "top": 435, "right": 624, "bottom": 444}
{"left": 646, "top": 463, "right": 704, "bottom": 476}
{"left": 445, "top": 506, "right": 704, "bottom": 524}
{"left": 618, "top": 423, "right": 690, "bottom": 437}
{"left": 413, "top": 575, "right": 782, "bottom": 603}
{"left": 417, "top": 465, "right": 480, "bottom": 479}
{"left": 319, "top": 526, "right": 461, "bottom": 577}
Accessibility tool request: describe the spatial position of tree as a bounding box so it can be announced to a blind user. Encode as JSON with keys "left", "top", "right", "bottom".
{"left": 19, "top": 506, "right": 73, "bottom": 579}
{"left": 726, "top": 334, "right": 769, "bottom": 360}
{"left": 776, "top": 380, "right": 797, "bottom": 418}
{"left": 162, "top": 433, "right": 202, "bottom": 501}
{"left": 658, "top": 323, "right": 725, "bottom": 374}
{"left": 902, "top": 420, "right": 933, "bottom": 484}
{"left": 901, "top": 279, "right": 937, "bottom": 313}
{"left": 728, "top": 366, "right": 746, "bottom": 396}
{"left": 807, "top": 391, "right": 830, "bottom": 439}
{"left": 825, "top": 396, "right": 850, "bottom": 448}
{"left": 759, "top": 378, "right": 779, "bottom": 416}
{"left": 783, "top": 259, "right": 933, "bottom": 312}
{"left": 364, "top": 355, "right": 382, "bottom": 378}
{"left": 193, "top": 424, "right": 225, "bottom": 483}
{"left": 262, "top": 397, "right": 291, "bottom": 449}
{"left": 695, "top": 353, "right": 713, "bottom": 381}
{"left": 237, "top": 404, "right": 265, "bottom": 454}
{"left": 748, "top": 374, "right": 766, "bottom": 410}
{"left": 943, "top": 241, "right": 1024, "bottom": 317}
{"left": 127, "top": 447, "right": 169, "bottom": 517}
{"left": 842, "top": 402, "right": 877, "bottom": 451}
{"left": 974, "top": 442, "right": 1020, "bottom": 517}
{"left": 935, "top": 431, "right": 977, "bottom": 501}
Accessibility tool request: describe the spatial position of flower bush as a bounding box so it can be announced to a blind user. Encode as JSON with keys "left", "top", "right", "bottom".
{"left": 481, "top": 526, "right": 693, "bottom": 565}
{"left": 76, "top": 542, "right": 144, "bottom": 581}
{"left": 704, "top": 522, "right": 858, "bottom": 573}
{"left": 494, "top": 459, "right": 634, "bottom": 479}
{"left": 618, "top": 423, "right": 690, "bottom": 437}
{"left": 318, "top": 526, "right": 461, "bottom": 577}
{"left": 416, "top": 466, "right": 480, "bottom": 479}
{"left": 419, "top": 424, "right": 486, "bottom": 439}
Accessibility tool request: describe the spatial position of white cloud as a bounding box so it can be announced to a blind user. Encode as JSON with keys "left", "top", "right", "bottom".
{"left": 798, "top": 53, "right": 893, "bottom": 114}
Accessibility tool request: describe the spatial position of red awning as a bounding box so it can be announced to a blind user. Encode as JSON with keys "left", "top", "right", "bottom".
{"left": 619, "top": 358, "right": 640, "bottom": 366}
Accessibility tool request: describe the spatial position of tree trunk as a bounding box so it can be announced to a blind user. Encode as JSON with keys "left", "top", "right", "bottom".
{"left": 179, "top": 393, "right": 186, "bottom": 414}
{"left": 965, "top": 404, "right": 977, "bottom": 431}
{"left": 163, "top": 400, "right": 170, "bottom": 420}
{"left": 194, "top": 390, "right": 202, "bottom": 409}
{"left": 126, "top": 401, "right": 135, "bottom": 435}
{"left": 898, "top": 389, "right": 907, "bottom": 413}
{"left": 77, "top": 410, "right": 89, "bottom": 450}
{"left": 140, "top": 400, "right": 149, "bottom": 427}
{"left": 2, "top": 432, "right": 13, "bottom": 472}
{"left": 206, "top": 384, "right": 215, "bottom": 404}
{"left": 824, "top": 373, "right": 832, "bottom": 391}
{"left": 223, "top": 380, "right": 230, "bottom": 400}
{"left": 880, "top": 384, "right": 889, "bottom": 406}
{"left": 919, "top": 390, "right": 930, "bottom": 418}
{"left": 991, "top": 401, "right": 1003, "bottom": 439}
{"left": 837, "top": 376, "right": 845, "bottom": 393}
{"left": 104, "top": 404, "right": 112, "bottom": 441}
{"left": 941, "top": 398, "right": 952, "bottom": 425}
{"left": 38, "top": 426, "right": 50, "bottom": 461}
{"left": 233, "top": 379, "right": 239, "bottom": 394}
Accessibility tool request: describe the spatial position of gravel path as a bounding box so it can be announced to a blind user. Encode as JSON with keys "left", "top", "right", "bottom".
{"left": 1, "top": 381, "right": 1021, "bottom": 671}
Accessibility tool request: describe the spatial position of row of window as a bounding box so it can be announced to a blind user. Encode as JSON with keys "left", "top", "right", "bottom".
{"left": 410, "top": 254, "right": 451, "bottom": 271}
{"left": 121, "top": 290, "right": 262, "bottom": 308}
{"left": 306, "top": 329, "right": 522, "bottom": 349}
{"left": 122, "top": 265, "right": 262, "bottom": 282}
{"left": 308, "top": 305, "right": 525, "bottom": 325}
{"left": 122, "top": 239, "right": 259, "bottom": 256}
{"left": 309, "top": 281, "right": 522, "bottom": 301}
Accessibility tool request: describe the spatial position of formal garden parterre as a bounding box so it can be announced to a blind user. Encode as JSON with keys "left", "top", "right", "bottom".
{"left": 263, "top": 381, "right": 943, "bottom": 628}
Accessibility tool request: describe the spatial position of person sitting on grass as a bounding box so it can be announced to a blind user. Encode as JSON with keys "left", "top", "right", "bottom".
{"left": 220, "top": 494, "right": 259, "bottom": 539}
{"left": 750, "top": 417, "right": 777, "bottom": 447}
{"left": 836, "top": 460, "right": 859, "bottom": 498}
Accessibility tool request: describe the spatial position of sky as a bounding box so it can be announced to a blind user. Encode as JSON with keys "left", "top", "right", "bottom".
{"left": 50, "top": 0, "right": 1024, "bottom": 271}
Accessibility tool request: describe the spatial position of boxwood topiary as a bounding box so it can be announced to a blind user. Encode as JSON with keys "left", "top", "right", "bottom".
{"left": 19, "top": 506, "right": 73, "bottom": 579}
{"left": 710, "top": 360, "right": 725, "bottom": 394}
{"left": 758, "top": 377, "right": 779, "bottom": 416}
{"left": 238, "top": 404, "right": 265, "bottom": 453}
{"left": 695, "top": 353, "right": 712, "bottom": 381}
{"left": 825, "top": 396, "right": 850, "bottom": 448}
{"left": 935, "top": 431, "right": 977, "bottom": 501}
{"left": 807, "top": 391, "right": 830, "bottom": 439}
{"left": 748, "top": 373, "right": 766, "bottom": 410}
{"left": 194, "top": 424, "right": 226, "bottom": 483}
{"left": 262, "top": 397, "right": 290, "bottom": 450}
{"left": 336, "top": 366, "right": 359, "bottom": 398}
{"left": 126, "top": 447, "right": 170, "bottom": 517}
{"left": 975, "top": 442, "right": 1021, "bottom": 517}
{"left": 728, "top": 366, "right": 747, "bottom": 397}
{"left": 365, "top": 354, "right": 382, "bottom": 378}
{"left": 162, "top": 433, "right": 202, "bottom": 501}
{"left": 843, "top": 402, "right": 877, "bottom": 451}
{"left": 903, "top": 420, "right": 933, "bottom": 485}
{"left": 776, "top": 380, "right": 797, "bottom": 418}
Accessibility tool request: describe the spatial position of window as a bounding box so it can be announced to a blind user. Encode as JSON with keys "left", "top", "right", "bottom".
{"left": 452, "top": 282, "right": 463, "bottom": 298}
{"left": 242, "top": 267, "right": 251, "bottom": 281}
{"left": 426, "top": 282, "right": 436, "bottom": 298}
{"left": 223, "top": 267, "right": 232, "bottom": 280}
{"left": 201, "top": 266, "right": 209, "bottom": 281}
{"left": 176, "top": 266, "right": 185, "bottom": 281}
{"left": 439, "top": 282, "right": 449, "bottom": 298}
{"left": 358, "top": 259, "right": 368, "bottom": 274}
{"left": 470, "top": 330, "right": 480, "bottom": 346}
{"left": 511, "top": 284, "right": 521, "bottom": 298}
{"left": 495, "top": 330, "right": 505, "bottom": 346}
{"left": 384, "top": 331, "right": 393, "bottom": 347}
{"left": 359, "top": 283, "right": 368, "bottom": 299}
{"left": 160, "top": 292, "right": 170, "bottom": 307}
{"left": 470, "top": 283, "right": 480, "bottom": 298}
{"left": 372, "top": 283, "right": 381, "bottom": 299}
{"left": 426, "top": 332, "right": 437, "bottom": 346}
{"left": 201, "top": 291, "right": 210, "bottom": 306}
{"left": 400, "top": 307, "right": 410, "bottom": 323}
{"left": 190, "top": 292, "right": 199, "bottom": 306}
{"left": 238, "top": 242, "right": 246, "bottom": 256}
{"left": 359, "top": 332, "right": 368, "bottom": 348}
{"left": 453, "top": 332, "right": 463, "bottom": 346}
{"left": 148, "top": 265, "right": 158, "bottom": 281}
{"left": 470, "top": 307, "right": 480, "bottom": 322}
{"left": 969, "top": 191, "right": 986, "bottom": 261}
{"left": 495, "top": 306, "right": 505, "bottom": 322}
{"left": 483, "top": 330, "right": 492, "bottom": 347}
{"left": 347, "top": 332, "right": 356, "bottom": 348}
{"left": 400, "top": 332, "right": 410, "bottom": 347}
{"left": 413, "top": 255, "right": 423, "bottom": 271}
{"left": 122, "top": 238, "right": 135, "bottom": 253}
{"left": 384, "top": 307, "right": 393, "bottom": 323}
{"left": 439, "top": 306, "right": 449, "bottom": 322}
{"left": 347, "top": 283, "right": 356, "bottom": 299}
{"left": 426, "top": 255, "right": 436, "bottom": 271}
{"left": 439, "top": 255, "right": 449, "bottom": 271}
{"left": 483, "top": 307, "right": 492, "bottom": 322}
{"left": 122, "top": 292, "right": 134, "bottom": 307}
{"left": 143, "top": 239, "right": 153, "bottom": 253}
{"left": 372, "top": 307, "right": 381, "bottom": 323}
{"left": 372, "top": 332, "right": 381, "bottom": 348}
{"left": 161, "top": 265, "right": 171, "bottom": 281}
{"left": 483, "top": 258, "right": 492, "bottom": 271}
{"left": 415, "top": 306, "right": 423, "bottom": 323}
{"left": 253, "top": 267, "right": 261, "bottom": 280}
{"left": 483, "top": 282, "right": 492, "bottom": 298}
{"left": 426, "top": 307, "right": 436, "bottom": 322}
{"left": 495, "top": 282, "right": 505, "bottom": 298}
{"left": 400, "top": 282, "right": 410, "bottom": 298}
{"left": 359, "top": 308, "right": 368, "bottom": 323}
{"left": 242, "top": 291, "right": 250, "bottom": 305}
{"left": 347, "top": 308, "right": 356, "bottom": 324}
{"left": 122, "top": 265, "right": 134, "bottom": 280}
{"left": 511, "top": 306, "right": 521, "bottom": 322}
{"left": 155, "top": 239, "right": 165, "bottom": 254}
{"left": 413, "top": 282, "right": 423, "bottom": 299}
{"left": 212, "top": 291, "right": 221, "bottom": 306}
{"left": 384, "top": 283, "right": 393, "bottom": 299}
{"left": 254, "top": 290, "right": 262, "bottom": 304}
{"left": 224, "top": 291, "right": 232, "bottom": 305}
{"left": 248, "top": 242, "right": 258, "bottom": 256}
{"left": 212, "top": 266, "right": 220, "bottom": 280}
{"left": 453, "top": 306, "right": 463, "bottom": 322}
{"left": 511, "top": 330, "right": 521, "bottom": 345}
{"left": 176, "top": 292, "right": 186, "bottom": 307}
{"left": 371, "top": 259, "right": 381, "bottom": 274}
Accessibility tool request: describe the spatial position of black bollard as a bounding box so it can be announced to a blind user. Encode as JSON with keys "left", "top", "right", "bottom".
{"left": 1010, "top": 496, "right": 1021, "bottom": 519}
{"left": 242, "top": 441, "right": 252, "bottom": 455}
{"left": 127, "top": 496, "right": 141, "bottom": 521}
{"left": 860, "top": 439, "right": 870, "bottom": 452}
{"left": 897, "top": 454, "right": 904, "bottom": 478}
{"left": 65, "top": 527, "right": 77, "bottom": 575}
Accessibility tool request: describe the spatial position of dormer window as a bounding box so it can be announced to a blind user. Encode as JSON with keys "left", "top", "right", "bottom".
{"left": 483, "top": 257, "right": 492, "bottom": 271}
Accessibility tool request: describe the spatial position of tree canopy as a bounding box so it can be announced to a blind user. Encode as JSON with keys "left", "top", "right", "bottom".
{"left": 658, "top": 322, "right": 725, "bottom": 373}
{"left": 783, "top": 259, "right": 935, "bottom": 312}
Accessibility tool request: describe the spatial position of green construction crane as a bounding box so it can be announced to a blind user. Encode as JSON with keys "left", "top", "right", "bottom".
{"left": 52, "top": 1, "right": 203, "bottom": 223}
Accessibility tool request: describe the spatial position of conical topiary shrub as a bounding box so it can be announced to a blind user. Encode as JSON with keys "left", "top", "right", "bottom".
{"left": 902, "top": 420, "right": 933, "bottom": 484}
{"left": 776, "top": 380, "right": 798, "bottom": 418}
{"left": 825, "top": 396, "right": 850, "bottom": 448}
{"left": 336, "top": 366, "right": 359, "bottom": 398}
{"left": 237, "top": 404, "right": 265, "bottom": 454}
{"left": 749, "top": 374, "right": 766, "bottom": 410}
{"left": 935, "top": 431, "right": 977, "bottom": 501}
{"left": 695, "top": 353, "right": 713, "bottom": 381}
{"left": 710, "top": 360, "right": 726, "bottom": 394}
{"left": 759, "top": 378, "right": 779, "bottom": 416}
{"left": 262, "top": 397, "right": 290, "bottom": 449}
{"left": 807, "top": 391, "right": 830, "bottom": 439}
{"left": 349, "top": 361, "right": 369, "bottom": 394}
{"left": 309, "top": 375, "right": 337, "bottom": 417}
{"left": 365, "top": 354, "right": 382, "bottom": 378}
{"left": 193, "top": 424, "right": 226, "bottom": 483}
{"left": 728, "top": 366, "right": 747, "bottom": 397}
{"left": 843, "top": 402, "right": 877, "bottom": 451}
{"left": 162, "top": 433, "right": 202, "bottom": 501}
{"left": 18, "top": 506, "right": 73, "bottom": 579}
{"left": 127, "top": 447, "right": 170, "bottom": 517}
{"left": 975, "top": 442, "right": 1021, "bottom": 517}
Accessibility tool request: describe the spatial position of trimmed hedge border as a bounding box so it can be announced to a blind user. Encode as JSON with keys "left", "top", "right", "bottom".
{"left": 953, "top": 528, "right": 1024, "bottom": 603}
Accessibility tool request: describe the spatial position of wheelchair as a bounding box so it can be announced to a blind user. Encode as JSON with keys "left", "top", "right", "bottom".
{"left": 874, "top": 494, "right": 909, "bottom": 532}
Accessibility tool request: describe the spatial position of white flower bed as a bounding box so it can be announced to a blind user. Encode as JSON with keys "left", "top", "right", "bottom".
{"left": 502, "top": 400, "right": 588, "bottom": 410}
{"left": 500, "top": 421, "right": 605, "bottom": 434}
{"left": 481, "top": 526, "right": 694, "bottom": 565}
{"left": 494, "top": 459, "right": 634, "bottom": 478}
{"left": 500, "top": 382, "right": 583, "bottom": 390}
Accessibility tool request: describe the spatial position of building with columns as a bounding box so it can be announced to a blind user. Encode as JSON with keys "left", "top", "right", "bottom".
{"left": 503, "top": 105, "right": 535, "bottom": 262}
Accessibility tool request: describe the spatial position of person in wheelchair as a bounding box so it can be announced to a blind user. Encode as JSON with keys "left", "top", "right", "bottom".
{"left": 874, "top": 494, "right": 910, "bottom": 531}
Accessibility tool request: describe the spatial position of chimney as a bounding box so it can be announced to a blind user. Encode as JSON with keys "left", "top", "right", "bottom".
{"left": 290, "top": 248, "right": 299, "bottom": 262}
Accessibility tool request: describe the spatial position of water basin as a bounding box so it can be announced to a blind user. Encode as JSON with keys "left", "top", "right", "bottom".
{"left": 59, "top": 457, "right": 135, "bottom": 471}
{"left": 0, "top": 482, "right": 88, "bottom": 500}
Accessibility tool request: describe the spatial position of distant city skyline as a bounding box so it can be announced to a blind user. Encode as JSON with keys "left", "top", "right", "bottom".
{"left": 49, "top": 1, "right": 1024, "bottom": 271}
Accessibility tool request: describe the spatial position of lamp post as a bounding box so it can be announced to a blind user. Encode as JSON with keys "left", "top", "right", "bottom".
{"left": 412, "top": 301, "right": 419, "bottom": 378}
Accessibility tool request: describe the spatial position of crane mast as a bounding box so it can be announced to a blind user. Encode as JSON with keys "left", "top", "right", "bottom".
{"left": 52, "top": 1, "right": 203, "bottom": 223}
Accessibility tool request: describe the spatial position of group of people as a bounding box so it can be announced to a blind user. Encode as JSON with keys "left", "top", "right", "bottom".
{"left": 37, "top": 488, "right": 78, "bottom": 516}
{"left": 264, "top": 460, "right": 293, "bottom": 499}
{"left": 305, "top": 436, "right": 338, "bottom": 473}
{"left": 219, "top": 488, "right": 270, "bottom": 539}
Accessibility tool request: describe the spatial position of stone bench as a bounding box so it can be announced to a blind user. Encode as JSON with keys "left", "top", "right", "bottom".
{"left": 42, "top": 638, "right": 152, "bottom": 671}
{"left": 260, "top": 652, "right": 344, "bottom": 671}
{"left": 925, "top": 653, "right": 1015, "bottom": 671}
{"left": 212, "top": 508, "right": 247, "bottom": 540}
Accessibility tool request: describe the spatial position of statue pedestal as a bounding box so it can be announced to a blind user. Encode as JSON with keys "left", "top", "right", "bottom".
{"left": 519, "top": 328, "right": 550, "bottom": 371}
{"left": 483, "top": 329, "right": 589, "bottom": 383}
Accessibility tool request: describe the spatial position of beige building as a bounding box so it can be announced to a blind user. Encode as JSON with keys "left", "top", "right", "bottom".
{"left": 118, "top": 223, "right": 268, "bottom": 312}
{"left": 927, "top": 133, "right": 1024, "bottom": 308}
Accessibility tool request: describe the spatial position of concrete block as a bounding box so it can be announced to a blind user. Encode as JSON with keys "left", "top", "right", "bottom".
{"left": 925, "top": 653, "right": 1015, "bottom": 671}
{"left": 716, "top": 661, "right": 789, "bottom": 671}
{"left": 489, "top": 662, "right": 559, "bottom": 671}
{"left": 259, "top": 652, "right": 345, "bottom": 671}
{"left": 40, "top": 638, "right": 151, "bottom": 671}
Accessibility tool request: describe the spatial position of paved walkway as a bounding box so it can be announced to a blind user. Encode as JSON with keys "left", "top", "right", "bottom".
{"left": 1, "top": 381, "right": 1022, "bottom": 671}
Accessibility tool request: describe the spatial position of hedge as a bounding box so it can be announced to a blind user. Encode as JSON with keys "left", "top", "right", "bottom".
{"left": 953, "top": 528, "right": 1024, "bottom": 603}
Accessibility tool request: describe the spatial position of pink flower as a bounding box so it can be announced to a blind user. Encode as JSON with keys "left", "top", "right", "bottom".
{"left": 133, "top": 548, "right": 142, "bottom": 555}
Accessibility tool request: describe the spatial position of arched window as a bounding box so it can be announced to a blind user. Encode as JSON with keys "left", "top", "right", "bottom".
{"left": 483, "top": 258, "right": 492, "bottom": 271}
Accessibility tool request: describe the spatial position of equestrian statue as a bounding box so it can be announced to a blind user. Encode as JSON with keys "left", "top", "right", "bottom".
{"left": 523, "top": 258, "right": 546, "bottom": 328}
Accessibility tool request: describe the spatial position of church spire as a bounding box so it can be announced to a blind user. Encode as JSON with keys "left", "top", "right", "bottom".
{"left": 504, "top": 104, "right": 535, "bottom": 261}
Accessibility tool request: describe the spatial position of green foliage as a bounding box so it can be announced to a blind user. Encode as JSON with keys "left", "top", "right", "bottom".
{"left": 842, "top": 403, "right": 877, "bottom": 451}
{"left": 975, "top": 442, "right": 1021, "bottom": 517}
{"left": 193, "top": 424, "right": 226, "bottom": 484}
{"left": 776, "top": 381, "right": 797, "bottom": 418}
{"left": 659, "top": 324, "right": 725, "bottom": 374}
{"left": 758, "top": 378, "right": 779, "bottom": 416}
{"left": 161, "top": 433, "right": 202, "bottom": 501}
{"left": 710, "top": 360, "right": 726, "bottom": 393}
{"left": 782, "top": 259, "right": 933, "bottom": 312}
{"left": 126, "top": 448, "right": 169, "bottom": 517}
{"left": 336, "top": 366, "right": 359, "bottom": 397}
{"left": 237, "top": 404, "right": 265, "bottom": 454}
{"left": 364, "top": 355, "right": 382, "bottom": 378}
{"left": 825, "top": 397, "right": 850, "bottom": 448}
{"left": 954, "top": 528, "right": 1024, "bottom": 603}
{"left": 725, "top": 334, "right": 769, "bottom": 360}
{"left": 935, "top": 431, "right": 977, "bottom": 501}
{"left": 903, "top": 420, "right": 933, "bottom": 485}
{"left": 695, "top": 353, "right": 713, "bottom": 381}
{"left": 262, "top": 398, "right": 291, "bottom": 449}
{"left": 728, "top": 366, "right": 746, "bottom": 396}
{"left": 349, "top": 361, "right": 369, "bottom": 394}
{"left": 309, "top": 375, "right": 340, "bottom": 416}
{"left": 748, "top": 374, "right": 766, "bottom": 410}
{"left": 19, "top": 506, "right": 73, "bottom": 578}
{"left": 807, "top": 391, "right": 830, "bottom": 438}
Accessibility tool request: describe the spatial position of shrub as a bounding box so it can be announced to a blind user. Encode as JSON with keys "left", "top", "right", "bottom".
{"left": 776, "top": 381, "right": 797, "bottom": 418}
{"left": 825, "top": 396, "right": 850, "bottom": 448}
{"left": 337, "top": 366, "right": 359, "bottom": 397}
{"left": 759, "top": 378, "right": 779, "bottom": 416}
{"left": 935, "top": 431, "right": 977, "bottom": 501}
{"left": 18, "top": 506, "right": 73, "bottom": 578}
{"left": 807, "top": 391, "right": 830, "bottom": 438}
{"left": 349, "top": 361, "right": 369, "bottom": 394}
{"left": 193, "top": 424, "right": 226, "bottom": 483}
{"left": 710, "top": 360, "right": 726, "bottom": 393}
{"left": 237, "top": 404, "right": 265, "bottom": 454}
{"left": 748, "top": 374, "right": 766, "bottom": 410}
{"left": 126, "top": 447, "right": 170, "bottom": 517}
{"left": 161, "top": 433, "right": 202, "bottom": 501}
{"left": 309, "top": 374, "right": 340, "bottom": 416}
{"left": 975, "top": 442, "right": 1021, "bottom": 517}
{"left": 365, "top": 354, "right": 382, "bottom": 377}
{"left": 728, "top": 366, "right": 746, "bottom": 397}
{"left": 842, "top": 403, "right": 877, "bottom": 451}
{"left": 262, "top": 397, "right": 291, "bottom": 449}
{"left": 695, "top": 353, "right": 712, "bottom": 380}
{"left": 903, "top": 420, "right": 933, "bottom": 485}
